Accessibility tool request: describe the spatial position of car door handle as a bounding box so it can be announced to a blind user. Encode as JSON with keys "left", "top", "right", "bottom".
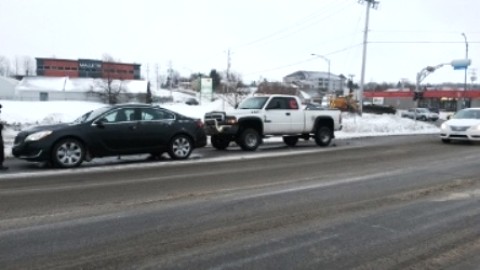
{"left": 129, "top": 125, "right": 137, "bottom": 130}
{"left": 286, "top": 112, "right": 290, "bottom": 116}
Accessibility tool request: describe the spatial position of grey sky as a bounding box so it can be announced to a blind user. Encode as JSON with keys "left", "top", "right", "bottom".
{"left": 0, "top": 0, "right": 478, "bottom": 84}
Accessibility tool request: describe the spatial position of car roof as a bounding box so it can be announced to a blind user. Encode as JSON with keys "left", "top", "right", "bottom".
{"left": 109, "top": 103, "right": 161, "bottom": 109}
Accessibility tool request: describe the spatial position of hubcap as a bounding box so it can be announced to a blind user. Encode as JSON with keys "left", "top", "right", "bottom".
{"left": 245, "top": 133, "right": 258, "bottom": 147}
{"left": 57, "top": 142, "right": 82, "bottom": 165}
{"left": 172, "top": 137, "right": 191, "bottom": 157}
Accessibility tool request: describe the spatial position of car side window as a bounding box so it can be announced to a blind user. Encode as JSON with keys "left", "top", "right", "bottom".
{"left": 287, "top": 98, "right": 299, "bottom": 110}
{"left": 141, "top": 108, "right": 175, "bottom": 121}
{"left": 267, "top": 97, "right": 289, "bottom": 110}
{"left": 101, "top": 108, "right": 135, "bottom": 123}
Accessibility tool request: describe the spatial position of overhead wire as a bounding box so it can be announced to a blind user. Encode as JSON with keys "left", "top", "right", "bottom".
{"left": 231, "top": 0, "right": 350, "bottom": 51}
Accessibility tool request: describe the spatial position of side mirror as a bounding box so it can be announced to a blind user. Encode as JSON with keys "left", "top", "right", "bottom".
{"left": 94, "top": 118, "right": 107, "bottom": 128}
{"left": 446, "top": 115, "right": 451, "bottom": 120}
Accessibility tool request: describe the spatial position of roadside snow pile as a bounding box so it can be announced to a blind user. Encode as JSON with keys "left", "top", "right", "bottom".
{"left": 337, "top": 113, "right": 439, "bottom": 138}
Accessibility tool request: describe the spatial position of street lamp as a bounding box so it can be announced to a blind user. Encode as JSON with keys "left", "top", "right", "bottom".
{"left": 461, "top": 32, "right": 469, "bottom": 108}
{"left": 311, "top": 53, "right": 331, "bottom": 93}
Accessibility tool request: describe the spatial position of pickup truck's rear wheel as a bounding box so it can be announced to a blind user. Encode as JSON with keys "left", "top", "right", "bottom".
{"left": 238, "top": 128, "right": 260, "bottom": 151}
{"left": 314, "top": 126, "right": 332, "bottom": 147}
{"left": 211, "top": 135, "right": 230, "bottom": 150}
{"left": 283, "top": 136, "right": 298, "bottom": 146}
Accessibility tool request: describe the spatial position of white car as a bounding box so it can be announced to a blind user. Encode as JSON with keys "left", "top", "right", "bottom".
{"left": 440, "top": 108, "right": 480, "bottom": 143}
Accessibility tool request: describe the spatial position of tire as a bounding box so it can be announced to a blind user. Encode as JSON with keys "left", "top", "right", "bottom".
{"left": 51, "top": 138, "right": 85, "bottom": 168}
{"left": 168, "top": 134, "right": 193, "bottom": 160}
{"left": 441, "top": 139, "right": 451, "bottom": 144}
{"left": 238, "top": 128, "right": 261, "bottom": 151}
{"left": 211, "top": 135, "right": 230, "bottom": 150}
{"left": 314, "top": 126, "right": 332, "bottom": 147}
{"left": 283, "top": 136, "right": 299, "bottom": 147}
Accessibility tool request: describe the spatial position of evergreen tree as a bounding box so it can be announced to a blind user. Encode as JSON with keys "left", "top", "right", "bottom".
{"left": 146, "top": 81, "right": 153, "bottom": 104}
{"left": 209, "top": 69, "right": 221, "bottom": 91}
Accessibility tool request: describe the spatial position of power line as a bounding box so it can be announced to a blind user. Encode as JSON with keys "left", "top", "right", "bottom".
{"left": 243, "top": 43, "right": 363, "bottom": 77}
{"left": 231, "top": 0, "right": 352, "bottom": 50}
{"left": 369, "top": 41, "right": 480, "bottom": 44}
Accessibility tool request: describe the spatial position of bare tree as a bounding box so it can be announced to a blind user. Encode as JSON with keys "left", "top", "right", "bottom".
{"left": 89, "top": 76, "right": 127, "bottom": 104}
{"left": 0, "top": 56, "right": 11, "bottom": 76}
{"left": 23, "top": 56, "right": 35, "bottom": 76}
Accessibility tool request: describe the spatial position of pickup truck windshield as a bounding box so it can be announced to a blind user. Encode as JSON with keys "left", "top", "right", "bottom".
{"left": 238, "top": 97, "right": 269, "bottom": 109}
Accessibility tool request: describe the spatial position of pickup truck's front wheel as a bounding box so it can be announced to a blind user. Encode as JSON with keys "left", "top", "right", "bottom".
{"left": 238, "top": 128, "right": 261, "bottom": 151}
{"left": 211, "top": 135, "right": 230, "bottom": 150}
{"left": 314, "top": 126, "right": 332, "bottom": 147}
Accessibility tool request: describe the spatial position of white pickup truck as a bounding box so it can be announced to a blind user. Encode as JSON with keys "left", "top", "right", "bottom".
{"left": 204, "top": 95, "right": 342, "bottom": 151}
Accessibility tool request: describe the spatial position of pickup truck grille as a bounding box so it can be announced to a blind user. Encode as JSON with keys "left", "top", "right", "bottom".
{"left": 204, "top": 112, "right": 226, "bottom": 124}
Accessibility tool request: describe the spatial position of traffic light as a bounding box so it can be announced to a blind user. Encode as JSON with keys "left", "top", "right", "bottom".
{"left": 413, "top": 92, "right": 424, "bottom": 101}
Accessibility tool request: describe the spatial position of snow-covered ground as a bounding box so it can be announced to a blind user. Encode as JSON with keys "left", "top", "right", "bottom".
{"left": 0, "top": 90, "right": 444, "bottom": 158}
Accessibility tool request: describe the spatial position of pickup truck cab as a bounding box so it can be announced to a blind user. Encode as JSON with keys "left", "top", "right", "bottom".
{"left": 204, "top": 95, "right": 342, "bottom": 151}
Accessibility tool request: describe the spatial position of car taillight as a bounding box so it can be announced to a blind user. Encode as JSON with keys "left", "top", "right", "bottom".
{"left": 196, "top": 119, "right": 204, "bottom": 128}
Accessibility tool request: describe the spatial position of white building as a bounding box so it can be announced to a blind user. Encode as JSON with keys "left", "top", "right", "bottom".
{"left": 283, "top": 71, "right": 346, "bottom": 95}
{"left": 15, "top": 76, "right": 149, "bottom": 102}
{"left": 0, "top": 76, "right": 20, "bottom": 100}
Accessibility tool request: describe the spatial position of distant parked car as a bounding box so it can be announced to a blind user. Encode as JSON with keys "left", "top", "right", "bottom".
{"left": 12, "top": 104, "right": 207, "bottom": 168}
{"left": 440, "top": 108, "right": 480, "bottom": 143}
{"left": 401, "top": 108, "right": 439, "bottom": 121}
{"left": 185, "top": 98, "right": 199, "bottom": 105}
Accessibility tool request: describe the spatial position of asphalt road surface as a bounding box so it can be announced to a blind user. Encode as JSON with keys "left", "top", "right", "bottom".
{"left": 1, "top": 134, "right": 480, "bottom": 269}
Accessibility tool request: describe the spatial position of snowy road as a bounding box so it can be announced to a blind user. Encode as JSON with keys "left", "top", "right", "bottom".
{"left": 1, "top": 134, "right": 480, "bottom": 269}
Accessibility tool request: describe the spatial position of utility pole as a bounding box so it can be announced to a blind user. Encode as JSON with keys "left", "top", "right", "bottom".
{"left": 155, "top": 64, "right": 160, "bottom": 90}
{"left": 168, "top": 61, "right": 173, "bottom": 100}
{"left": 461, "top": 33, "right": 469, "bottom": 108}
{"left": 226, "top": 49, "right": 231, "bottom": 96}
{"left": 358, "top": 0, "right": 379, "bottom": 115}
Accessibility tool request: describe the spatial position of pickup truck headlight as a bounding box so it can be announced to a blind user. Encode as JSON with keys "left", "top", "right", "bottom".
{"left": 225, "top": 116, "right": 237, "bottom": 125}
{"left": 25, "top": 130, "right": 53, "bottom": 142}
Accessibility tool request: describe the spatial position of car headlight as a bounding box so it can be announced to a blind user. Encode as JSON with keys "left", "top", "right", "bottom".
{"left": 440, "top": 123, "right": 448, "bottom": 130}
{"left": 471, "top": 125, "right": 480, "bottom": 131}
{"left": 25, "top": 130, "right": 53, "bottom": 142}
{"left": 225, "top": 116, "right": 237, "bottom": 125}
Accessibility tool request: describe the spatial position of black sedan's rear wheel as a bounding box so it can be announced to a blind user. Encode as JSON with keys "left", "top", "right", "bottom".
{"left": 51, "top": 138, "right": 85, "bottom": 168}
{"left": 168, "top": 134, "right": 193, "bottom": 160}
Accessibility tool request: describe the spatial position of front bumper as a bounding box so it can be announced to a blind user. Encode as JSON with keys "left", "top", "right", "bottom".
{"left": 440, "top": 128, "right": 480, "bottom": 141}
{"left": 12, "top": 143, "right": 49, "bottom": 161}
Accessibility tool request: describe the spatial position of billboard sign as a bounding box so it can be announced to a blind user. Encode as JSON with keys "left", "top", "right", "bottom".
{"left": 200, "top": 78, "right": 213, "bottom": 101}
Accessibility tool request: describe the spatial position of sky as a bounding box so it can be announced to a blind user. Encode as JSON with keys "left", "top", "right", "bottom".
{"left": 1, "top": 0, "right": 478, "bottom": 84}
{"left": 0, "top": 89, "right": 441, "bottom": 158}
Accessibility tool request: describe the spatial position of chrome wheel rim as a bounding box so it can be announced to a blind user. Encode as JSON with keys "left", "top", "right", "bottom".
{"left": 56, "top": 141, "right": 82, "bottom": 166}
{"left": 172, "top": 137, "right": 191, "bottom": 158}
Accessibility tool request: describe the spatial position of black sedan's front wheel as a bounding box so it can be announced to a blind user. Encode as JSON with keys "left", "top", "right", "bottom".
{"left": 168, "top": 134, "right": 193, "bottom": 160}
{"left": 51, "top": 138, "right": 85, "bottom": 168}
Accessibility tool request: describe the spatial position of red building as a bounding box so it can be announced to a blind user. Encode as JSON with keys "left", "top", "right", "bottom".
{"left": 36, "top": 58, "right": 80, "bottom": 78}
{"left": 36, "top": 58, "right": 141, "bottom": 80}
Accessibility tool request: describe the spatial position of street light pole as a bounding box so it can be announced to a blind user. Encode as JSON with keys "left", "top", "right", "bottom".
{"left": 311, "top": 53, "right": 331, "bottom": 93}
{"left": 461, "top": 32, "right": 469, "bottom": 108}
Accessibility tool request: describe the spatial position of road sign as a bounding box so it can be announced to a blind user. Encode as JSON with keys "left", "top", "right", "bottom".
{"left": 451, "top": 59, "right": 471, "bottom": 70}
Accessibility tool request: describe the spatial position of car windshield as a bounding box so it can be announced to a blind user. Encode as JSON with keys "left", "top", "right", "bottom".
{"left": 237, "top": 97, "right": 269, "bottom": 109}
{"left": 452, "top": 109, "right": 480, "bottom": 119}
{"left": 71, "top": 106, "right": 112, "bottom": 124}
{"left": 417, "top": 108, "right": 429, "bottom": 113}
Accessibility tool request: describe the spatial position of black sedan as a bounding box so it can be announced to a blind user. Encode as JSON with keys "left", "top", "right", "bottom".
{"left": 12, "top": 103, "right": 207, "bottom": 168}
